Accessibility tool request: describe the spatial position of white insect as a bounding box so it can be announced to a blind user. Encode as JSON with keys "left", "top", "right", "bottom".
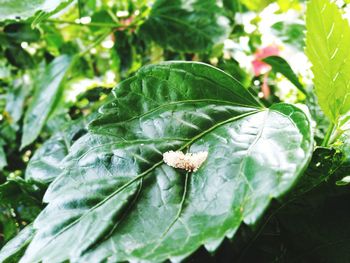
{"left": 163, "top": 150, "right": 208, "bottom": 172}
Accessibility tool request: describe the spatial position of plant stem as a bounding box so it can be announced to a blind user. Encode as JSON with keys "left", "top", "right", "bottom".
{"left": 77, "top": 0, "right": 82, "bottom": 19}
{"left": 46, "top": 19, "right": 122, "bottom": 28}
{"left": 78, "top": 30, "right": 112, "bottom": 57}
{"left": 322, "top": 122, "right": 335, "bottom": 147}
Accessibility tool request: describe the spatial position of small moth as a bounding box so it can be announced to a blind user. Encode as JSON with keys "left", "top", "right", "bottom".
{"left": 163, "top": 150, "right": 208, "bottom": 172}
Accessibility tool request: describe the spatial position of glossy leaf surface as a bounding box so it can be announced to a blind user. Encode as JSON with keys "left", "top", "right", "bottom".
{"left": 20, "top": 62, "right": 313, "bottom": 263}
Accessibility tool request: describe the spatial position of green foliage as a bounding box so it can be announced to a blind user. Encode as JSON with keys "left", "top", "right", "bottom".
{"left": 1, "top": 0, "right": 350, "bottom": 262}
{"left": 0, "top": 224, "right": 34, "bottom": 263}
{"left": 140, "top": 0, "right": 230, "bottom": 52}
{"left": 306, "top": 0, "right": 350, "bottom": 123}
{"left": 240, "top": 0, "right": 274, "bottom": 11}
{"left": 263, "top": 56, "right": 306, "bottom": 95}
{"left": 231, "top": 147, "right": 345, "bottom": 262}
{"left": 0, "top": 144, "right": 6, "bottom": 171}
{"left": 0, "top": 0, "right": 73, "bottom": 22}
{"left": 25, "top": 114, "right": 93, "bottom": 185}
{"left": 18, "top": 62, "right": 313, "bottom": 263}
{"left": 21, "top": 55, "right": 71, "bottom": 148}
{"left": 271, "top": 21, "right": 305, "bottom": 50}
{"left": 3, "top": 23, "right": 41, "bottom": 43}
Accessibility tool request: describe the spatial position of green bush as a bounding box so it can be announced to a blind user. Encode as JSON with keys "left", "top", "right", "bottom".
{"left": 0, "top": 0, "right": 350, "bottom": 262}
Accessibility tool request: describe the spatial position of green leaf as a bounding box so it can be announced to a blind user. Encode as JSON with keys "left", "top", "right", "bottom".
{"left": 25, "top": 116, "right": 93, "bottom": 185}
{"left": 0, "top": 180, "right": 42, "bottom": 252}
{"left": 0, "top": 211, "right": 18, "bottom": 249}
{"left": 0, "top": 0, "right": 73, "bottom": 22}
{"left": 21, "top": 55, "right": 71, "bottom": 149}
{"left": 0, "top": 144, "right": 7, "bottom": 172}
{"left": 5, "top": 76, "right": 32, "bottom": 127}
{"left": 222, "top": 0, "right": 241, "bottom": 15}
{"left": 4, "top": 46, "right": 34, "bottom": 69}
{"left": 240, "top": 0, "right": 273, "bottom": 11}
{"left": 4, "top": 23, "right": 41, "bottom": 44}
{"left": 306, "top": 0, "right": 350, "bottom": 123}
{"left": 139, "top": 0, "right": 230, "bottom": 52}
{"left": 20, "top": 62, "right": 313, "bottom": 263}
{"left": 263, "top": 56, "right": 307, "bottom": 95}
{"left": 0, "top": 180, "right": 42, "bottom": 220}
{"left": 0, "top": 224, "right": 35, "bottom": 263}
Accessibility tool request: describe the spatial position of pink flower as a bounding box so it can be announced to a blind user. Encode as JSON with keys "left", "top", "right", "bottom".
{"left": 116, "top": 16, "right": 135, "bottom": 31}
{"left": 252, "top": 45, "right": 279, "bottom": 76}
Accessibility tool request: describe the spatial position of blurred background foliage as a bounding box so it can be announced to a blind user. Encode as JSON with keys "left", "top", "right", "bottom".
{"left": 1, "top": 0, "right": 349, "bottom": 261}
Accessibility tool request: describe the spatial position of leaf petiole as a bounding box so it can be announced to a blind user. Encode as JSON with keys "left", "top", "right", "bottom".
{"left": 322, "top": 122, "right": 335, "bottom": 147}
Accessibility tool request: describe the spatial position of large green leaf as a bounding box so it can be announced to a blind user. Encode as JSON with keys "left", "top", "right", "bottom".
{"left": 21, "top": 55, "right": 71, "bottom": 149}
{"left": 306, "top": 0, "right": 350, "bottom": 123}
{"left": 0, "top": 0, "right": 73, "bottom": 22}
{"left": 19, "top": 62, "right": 313, "bottom": 262}
{"left": 140, "top": 0, "right": 230, "bottom": 52}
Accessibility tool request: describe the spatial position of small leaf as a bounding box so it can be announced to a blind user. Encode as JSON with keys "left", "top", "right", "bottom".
{"left": 306, "top": 0, "right": 350, "bottom": 122}
{"left": 263, "top": 56, "right": 307, "bottom": 95}
{"left": 21, "top": 55, "right": 71, "bottom": 149}
{"left": 19, "top": 62, "right": 313, "bottom": 263}
{"left": 140, "top": 0, "right": 230, "bottom": 52}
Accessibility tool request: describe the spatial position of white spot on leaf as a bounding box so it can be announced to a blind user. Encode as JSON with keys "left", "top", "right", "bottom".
{"left": 163, "top": 150, "right": 208, "bottom": 172}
